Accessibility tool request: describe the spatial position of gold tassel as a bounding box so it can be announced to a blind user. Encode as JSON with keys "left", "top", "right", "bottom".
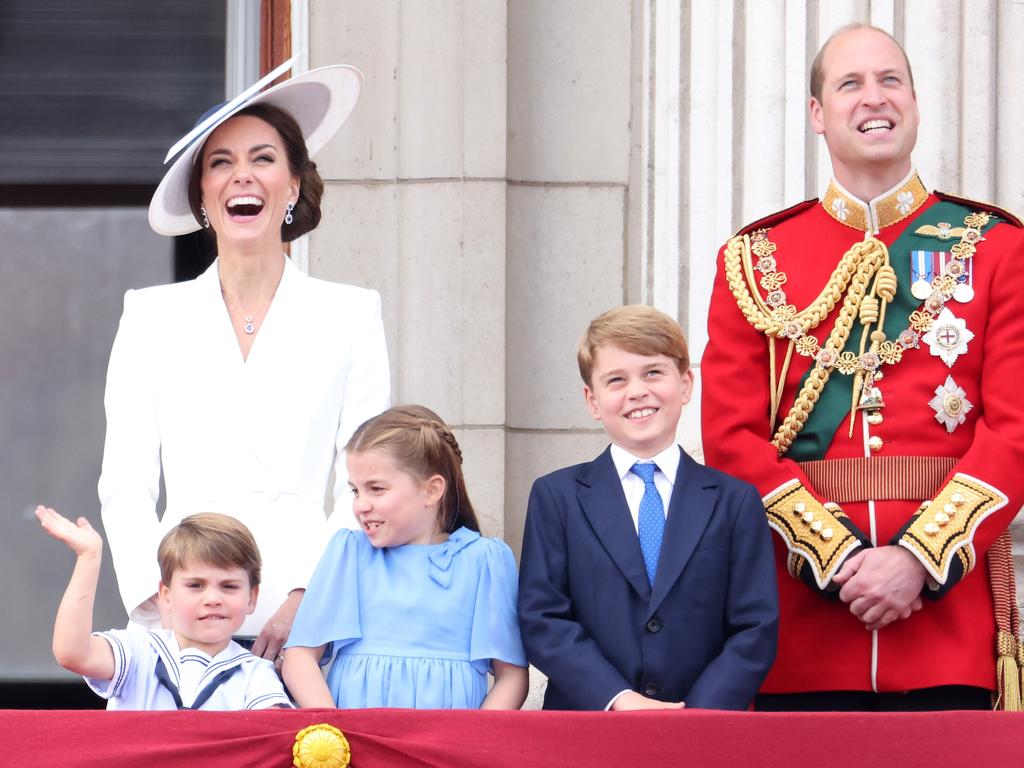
{"left": 995, "top": 631, "right": 1021, "bottom": 711}
{"left": 1017, "top": 642, "right": 1024, "bottom": 708}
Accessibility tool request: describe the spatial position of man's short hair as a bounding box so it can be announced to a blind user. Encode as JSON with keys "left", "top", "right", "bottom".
{"left": 810, "top": 23, "right": 915, "bottom": 102}
{"left": 577, "top": 304, "right": 690, "bottom": 387}
{"left": 157, "top": 513, "right": 261, "bottom": 587}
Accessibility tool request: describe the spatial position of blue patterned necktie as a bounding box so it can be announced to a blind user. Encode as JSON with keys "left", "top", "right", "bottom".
{"left": 630, "top": 462, "right": 665, "bottom": 586}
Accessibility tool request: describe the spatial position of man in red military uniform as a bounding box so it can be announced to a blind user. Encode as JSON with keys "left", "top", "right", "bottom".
{"left": 702, "top": 23, "right": 1024, "bottom": 710}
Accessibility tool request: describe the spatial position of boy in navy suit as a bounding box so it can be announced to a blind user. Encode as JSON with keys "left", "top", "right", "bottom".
{"left": 518, "top": 305, "right": 778, "bottom": 710}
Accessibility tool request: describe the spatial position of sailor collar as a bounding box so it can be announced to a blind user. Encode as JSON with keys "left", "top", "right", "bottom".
{"left": 821, "top": 169, "right": 929, "bottom": 233}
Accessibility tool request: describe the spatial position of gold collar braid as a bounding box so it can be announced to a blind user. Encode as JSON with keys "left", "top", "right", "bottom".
{"left": 822, "top": 171, "right": 929, "bottom": 232}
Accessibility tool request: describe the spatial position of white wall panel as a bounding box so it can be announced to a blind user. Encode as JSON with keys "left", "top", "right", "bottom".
{"left": 742, "top": 0, "right": 787, "bottom": 224}
{"left": 996, "top": 0, "right": 1024, "bottom": 213}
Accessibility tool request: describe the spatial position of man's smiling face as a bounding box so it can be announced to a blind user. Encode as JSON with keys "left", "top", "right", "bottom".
{"left": 810, "top": 27, "right": 919, "bottom": 188}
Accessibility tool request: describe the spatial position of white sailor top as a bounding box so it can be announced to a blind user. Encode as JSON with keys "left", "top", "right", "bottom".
{"left": 86, "top": 626, "right": 292, "bottom": 710}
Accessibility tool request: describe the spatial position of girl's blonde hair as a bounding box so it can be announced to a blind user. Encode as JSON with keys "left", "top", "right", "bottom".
{"left": 345, "top": 405, "right": 480, "bottom": 533}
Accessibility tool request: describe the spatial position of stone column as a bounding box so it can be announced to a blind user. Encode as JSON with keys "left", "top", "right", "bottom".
{"left": 505, "top": 0, "right": 637, "bottom": 554}
{"left": 306, "top": 0, "right": 509, "bottom": 535}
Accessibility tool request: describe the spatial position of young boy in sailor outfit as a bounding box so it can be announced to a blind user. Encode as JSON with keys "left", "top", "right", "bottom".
{"left": 36, "top": 507, "right": 291, "bottom": 710}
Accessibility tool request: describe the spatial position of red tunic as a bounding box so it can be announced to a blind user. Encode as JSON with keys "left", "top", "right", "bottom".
{"left": 702, "top": 177, "right": 1024, "bottom": 693}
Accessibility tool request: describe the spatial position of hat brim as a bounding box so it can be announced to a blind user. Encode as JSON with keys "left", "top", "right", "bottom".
{"left": 148, "top": 64, "right": 362, "bottom": 237}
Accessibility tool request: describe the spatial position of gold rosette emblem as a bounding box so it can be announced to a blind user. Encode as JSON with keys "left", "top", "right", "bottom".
{"left": 293, "top": 723, "right": 351, "bottom": 768}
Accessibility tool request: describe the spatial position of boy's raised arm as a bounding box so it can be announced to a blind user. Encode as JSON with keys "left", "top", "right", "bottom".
{"left": 35, "top": 506, "right": 115, "bottom": 681}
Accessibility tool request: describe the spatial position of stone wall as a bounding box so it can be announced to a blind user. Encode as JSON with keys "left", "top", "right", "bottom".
{"left": 305, "top": 0, "right": 1024, "bottom": 623}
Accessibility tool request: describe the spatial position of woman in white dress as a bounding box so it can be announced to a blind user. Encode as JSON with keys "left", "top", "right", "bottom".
{"left": 99, "top": 61, "right": 390, "bottom": 665}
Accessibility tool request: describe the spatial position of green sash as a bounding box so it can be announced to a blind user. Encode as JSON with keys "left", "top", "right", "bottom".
{"left": 787, "top": 201, "right": 999, "bottom": 461}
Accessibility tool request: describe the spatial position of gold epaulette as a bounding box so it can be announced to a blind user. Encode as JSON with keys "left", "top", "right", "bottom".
{"left": 733, "top": 199, "right": 818, "bottom": 237}
{"left": 934, "top": 190, "right": 1023, "bottom": 228}
{"left": 763, "top": 480, "right": 864, "bottom": 589}
{"left": 898, "top": 473, "right": 1008, "bottom": 585}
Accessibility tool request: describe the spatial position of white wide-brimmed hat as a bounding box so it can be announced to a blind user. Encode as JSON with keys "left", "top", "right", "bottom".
{"left": 148, "top": 56, "right": 362, "bottom": 236}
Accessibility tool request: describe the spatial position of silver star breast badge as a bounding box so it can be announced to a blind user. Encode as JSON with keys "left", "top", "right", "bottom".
{"left": 922, "top": 307, "right": 974, "bottom": 367}
{"left": 929, "top": 375, "right": 973, "bottom": 433}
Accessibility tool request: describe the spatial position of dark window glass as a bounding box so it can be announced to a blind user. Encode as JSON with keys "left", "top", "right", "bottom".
{"left": 0, "top": 0, "right": 225, "bottom": 185}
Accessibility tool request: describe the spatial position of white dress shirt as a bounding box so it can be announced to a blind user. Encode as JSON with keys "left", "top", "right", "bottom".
{"left": 608, "top": 442, "right": 680, "bottom": 531}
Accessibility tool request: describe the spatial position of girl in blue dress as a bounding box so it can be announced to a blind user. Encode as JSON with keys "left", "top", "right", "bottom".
{"left": 283, "top": 405, "right": 529, "bottom": 709}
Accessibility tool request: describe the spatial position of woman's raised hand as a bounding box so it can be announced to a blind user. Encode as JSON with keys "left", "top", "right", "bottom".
{"left": 35, "top": 506, "right": 103, "bottom": 558}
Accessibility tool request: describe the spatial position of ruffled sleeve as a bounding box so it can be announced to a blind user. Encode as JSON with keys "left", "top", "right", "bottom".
{"left": 285, "top": 529, "right": 363, "bottom": 665}
{"left": 469, "top": 538, "right": 527, "bottom": 668}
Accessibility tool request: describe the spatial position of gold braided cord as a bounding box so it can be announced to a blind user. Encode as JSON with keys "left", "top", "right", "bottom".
{"left": 724, "top": 213, "right": 986, "bottom": 454}
{"left": 723, "top": 235, "right": 866, "bottom": 336}
{"left": 774, "top": 339, "right": 796, "bottom": 429}
{"left": 848, "top": 258, "right": 896, "bottom": 437}
{"left": 989, "top": 530, "right": 1023, "bottom": 710}
{"left": 724, "top": 234, "right": 888, "bottom": 444}
{"left": 770, "top": 241, "right": 886, "bottom": 453}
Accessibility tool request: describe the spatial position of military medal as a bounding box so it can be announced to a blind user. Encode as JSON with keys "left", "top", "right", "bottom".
{"left": 910, "top": 251, "right": 937, "bottom": 299}
{"left": 938, "top": 251, "right": 975, "bottom": 303}
{"left": 922, "top": 307, "right": 974, "bottom": 367}
{"left": 929, "top": 375, "right": 973, "bottom": 433}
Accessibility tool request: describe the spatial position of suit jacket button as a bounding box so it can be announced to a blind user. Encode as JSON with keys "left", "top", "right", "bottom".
{"left": 645, "top": 617, "right": 663, "bottom": 633}
{"left": 644, "top": 682, "right": 659, "bottom": 696}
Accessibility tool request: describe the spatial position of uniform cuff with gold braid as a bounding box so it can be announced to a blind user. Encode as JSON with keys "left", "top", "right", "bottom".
{"left": 894, "top": 473, "right": 1008, "bottom": 598}
{"left": 763, "top": 480, "right": 871, "bottom": 592}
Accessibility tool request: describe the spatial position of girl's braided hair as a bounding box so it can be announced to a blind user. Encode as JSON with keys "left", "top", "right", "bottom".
{"left": 345, "top": 405, "right": 480, "bottom": 533}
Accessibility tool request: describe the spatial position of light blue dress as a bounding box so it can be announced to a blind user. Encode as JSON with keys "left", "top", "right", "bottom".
{"left": 286, "top": 526, "right": 526, "bottom": 709}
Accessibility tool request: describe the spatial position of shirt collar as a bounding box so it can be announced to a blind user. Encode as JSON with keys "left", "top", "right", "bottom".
{"left": 821, "top": 168, "right": 929, "bottom": 232}
{"left": 609, "top": 443, "right": 681, "bottom": 485}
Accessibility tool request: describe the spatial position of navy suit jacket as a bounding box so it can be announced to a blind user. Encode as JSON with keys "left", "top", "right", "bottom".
{"left": 518, "top": 446, "right": 778, "bottom": 710}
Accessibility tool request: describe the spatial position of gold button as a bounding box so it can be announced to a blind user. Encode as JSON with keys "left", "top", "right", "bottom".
{"left": 801, "top": 511, "right": 814, "bottom": 524}
{"left": 935, "top": 512, "right": 950, "bottom": 525}
{"left": 873, "top": 369, "right": 884, "bottom": 382}
{"left": 867, "top": 412, "right": 883, "bottom": 426}
{"left": 924, "top": 523, "right": 940, "bottom": 535}
{"left": 950, "top": 492, "right": 966, "bottom": 506}
{"left": 821, "top": 528, "right": 834, "bottom": 541}
{"left": 943, "top": 502, "right": 956, "bottom": 515}
{"left": 810, "top": 520, "right": 823, "bottom": 533}
{"left": 793, "top": 502, "right": 806, "bottom": 514}
{"left": 868, "top": 435, "right": 883, "bottom": 452}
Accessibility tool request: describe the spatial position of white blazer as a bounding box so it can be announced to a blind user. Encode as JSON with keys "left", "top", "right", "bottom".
{"left": 98, "top": 257, "right": 391, "bottom": 635}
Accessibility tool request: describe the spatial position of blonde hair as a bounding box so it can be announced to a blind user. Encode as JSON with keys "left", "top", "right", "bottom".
{"left": 157, "top": 513, "right": 261, "bottom": 587}
{"left": 577, "top": 304, "right": 690, "bottom": 387}
{"left": 810, "top": 23, "right": 915, "bottom": 103}
{"left": 345, "top": 405, "right": 480, "bottom": 533}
